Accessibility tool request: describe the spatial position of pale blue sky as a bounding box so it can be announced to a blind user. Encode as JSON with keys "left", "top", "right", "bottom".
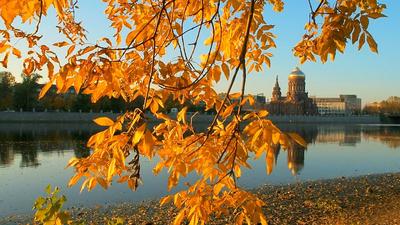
{"left": 254, "top": 0, "right": 400, "bottom": 105}
{"left": 2, "top": 1, "right": 399, "bottom": 104}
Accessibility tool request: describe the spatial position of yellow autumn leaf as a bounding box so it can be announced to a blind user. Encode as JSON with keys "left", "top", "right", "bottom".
{"left": 12, "top": 48, "right": 21, "bottom": 58}
{"left": 221, "top": 63, "right": 230, "bottom": 80}
{"left": 107, "top": 158, "right": 116, "bottom": 181}
{"left": 213, "top": 66, "right": 221, "bottom": 82}
{"left": 68, "top": 173, "right": 82, "bottom": 187}
{"left": 213, "top": 183, "right": 224, "bottom": 195}
{"left": 66, "top": 157, "right": 79, "bottom": 168}
{"left": 23, "top": 59, "right": 35, "bottom": 75}
{"left": 367, "top": 35, "right": 378, "bottom": 53}
{"left": 39, "top": 80, "right": 53, "bottom": 99}
{"left": 150, "top": 100, "right": 159, "bottom": 114}
{"left": 230, "top": 92, "right": 241, "bottom": 99}
{"left": 368, "top": 12, "right": 386, "bottom": 19}
{"left": 140, "top": 130, "right": 154, "bottom": 158}
{"left": 79, "top": 46, "right": 96, "bottom": 55}
{"left": 160, "top": 195, "right": 172, "bottom": 205}
{"left": 258, "top": 110, "right": 269, "bottom": 118}
{"left": 173, "top": 210, "right": 185, "bottom": 225}
{"left": 1, "top": 52, "right": 9, "bottom": 68}
{"left": 97, "top": 177, "right": 108, "bottom": 189}
{"left": 272, "top": 132, "right": 280, "bottom": 144}
{"left": 133, "top": 124, "right": 146, "bottom": 144}
{"left": 126, "top": 30, "right": 138, "bottom": 46}
{"left": 93, "top": 117, "right": 114, "bottom": 126}
{"left": 234, "top": 165, "right": 241, "bottom": 177}
{"left": 358, "top": 33, "right": 366, "bottom": 50}
{"left": 352, "top": 23, "right": 361, "bottom": 44}
{"left": 177, "top": 107, "right": 188, "bottom": 123}
{"left": 360, "top": 15, "right": 369, "bottom": 29}
{"left": 260, "top": 214, "right": 268, "bottom": 225}
{"left": 88, "top": 177, "right": 97, "bottom": 191}
{"left": 67, "top": 45, "right": 75, "bottom": 57}
{"left": 53, "top": 41, "right": 69, "bottom": 47}
{"left": 288, "top": 132, "right": 307, "bottom": 147}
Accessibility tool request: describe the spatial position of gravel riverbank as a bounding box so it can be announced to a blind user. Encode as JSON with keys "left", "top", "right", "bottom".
{"left": 1, "top": 173, "right": 400, "bottom": 225}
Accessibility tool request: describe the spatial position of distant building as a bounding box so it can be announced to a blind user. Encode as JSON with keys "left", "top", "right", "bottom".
{"left": 340, "top": 95, "right": 362, "bottom": 114}
{"left": 245, "top": 94, "right": 267, "bottom": 111}
{"left": 266, "top": 67, "right": 318, "bottom": 115}
{"left": 255, "top": 94, "right": 266, "bottom": 104}
{"left": 312, "top": 97, "right": 346, "bottom": 115}
{"left": 312, "top": 95, "right": 361, "bottom": 115}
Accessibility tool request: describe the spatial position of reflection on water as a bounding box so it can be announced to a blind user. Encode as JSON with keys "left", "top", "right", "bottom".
{"left": 265, "top": 143, "right": 305, "bottom": 176}
{"left": 0, "top": 123, "right": 400, "bottom": 217}
{"left": 1, "top": 124, "right": 399, "bottom": 169}
{"left": 263, "top": 125, "right": 400, "bottom": 176}
{"left": 362, "top": 126, "right": 400, "bottom": 148}
{"left": 0, "top": 123, "right": 95, "bottom": 168}
{"left": 1, "top": 124, "right": 399, "bottom": 174}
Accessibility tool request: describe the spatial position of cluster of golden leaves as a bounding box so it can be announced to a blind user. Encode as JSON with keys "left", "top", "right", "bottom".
{"left": 294, "top": 0, "right": 385, "bottom": 63}
{"left": 0, "top": 0, "right": 384, "bottom": 224}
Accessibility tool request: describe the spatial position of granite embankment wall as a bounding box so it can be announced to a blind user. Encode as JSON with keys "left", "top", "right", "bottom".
{"left": 0, "top": 112, "right": 121, "bottom": 123}
{"left": 267, "top": 115, "right": 381, "bottom": 124}
{"left": 0, "top": 112, "right": 383, "bottom": 124}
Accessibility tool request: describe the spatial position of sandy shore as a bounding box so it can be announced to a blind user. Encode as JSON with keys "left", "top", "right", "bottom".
{"left": 1, "top": 173, "right": 400, "bottom": 225}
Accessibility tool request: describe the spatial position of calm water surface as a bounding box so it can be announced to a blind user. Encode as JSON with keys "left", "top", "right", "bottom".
{"left": 0, "top": 123, "right": 400, "bottom": 217}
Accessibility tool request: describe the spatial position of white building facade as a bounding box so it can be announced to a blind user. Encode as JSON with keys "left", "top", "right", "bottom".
{"left": 312, "top": 95, "right": 362, "bottom": 115}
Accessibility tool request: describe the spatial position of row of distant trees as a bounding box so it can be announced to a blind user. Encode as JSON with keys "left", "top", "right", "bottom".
{"left": 363, "top": 97, "right": 400, "bottom": 115}
{"left": 0, "top": 71, "right": 131, "bottom": 112}
{"left": 0, "top": 71, "right": 208, "bottom": 113}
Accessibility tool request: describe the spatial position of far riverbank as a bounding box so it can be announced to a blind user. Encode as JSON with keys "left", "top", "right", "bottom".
{"left": 1, "top": 173, "right": 400, "bottom": 224}
{"left": 0, "top": 112, "right": 385, "bottom": 124}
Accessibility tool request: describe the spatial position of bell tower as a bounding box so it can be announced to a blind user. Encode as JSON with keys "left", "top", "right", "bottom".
{"left": 271, "top": 76, "right": 282, "bottom": 102}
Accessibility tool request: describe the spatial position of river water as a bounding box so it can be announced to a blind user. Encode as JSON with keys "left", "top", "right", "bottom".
{"left": 0, "top": 123, "right": 400, "bottom": 217}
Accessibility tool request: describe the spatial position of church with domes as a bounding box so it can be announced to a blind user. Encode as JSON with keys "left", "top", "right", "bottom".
{"left": 266, "top": 67, "right": 318, "bottom": 115}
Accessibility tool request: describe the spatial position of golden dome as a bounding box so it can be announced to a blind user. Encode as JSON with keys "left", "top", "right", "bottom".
{"left": 289, "top": 67, "right": 305, "bottom": 79}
